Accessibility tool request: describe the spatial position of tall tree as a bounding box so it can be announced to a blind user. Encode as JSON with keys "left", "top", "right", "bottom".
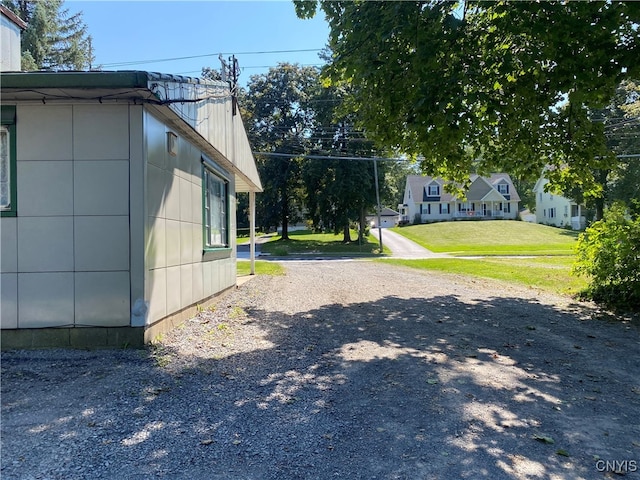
{"left": 303, "top": 82, "right": 386, "bottom": 242}
{"left": 242, "top": 63, "right": 320, "bottom": 239}
{"left": 3, "top": 0, "right": 94, "bottom": 70}
{"left": 295, "top": 1, "right": 640, "bottom": 198}
{"left": 600, "top": 80, "right": 640, "bottom": 214}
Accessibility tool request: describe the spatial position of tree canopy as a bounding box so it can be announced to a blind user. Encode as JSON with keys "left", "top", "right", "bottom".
{"left": 242, "top": 63, "right": 321, "bottom": 238}
{"left": 302, "top": 83, "right": 385, "bottom": 241}
{"left": 294, "top": 1, "right": 640, "bottom": 196}
{"left": 3, "top": 0, "right": 94, "bottom": 70}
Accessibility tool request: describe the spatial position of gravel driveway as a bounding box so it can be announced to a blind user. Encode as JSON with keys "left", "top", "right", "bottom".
{"left": 2, "top": 260, "right": 639, "bottom": 480}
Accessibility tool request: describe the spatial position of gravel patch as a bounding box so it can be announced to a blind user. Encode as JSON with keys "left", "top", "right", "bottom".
{"left": 2, "top": 260, "right": 639, "bottom": 479}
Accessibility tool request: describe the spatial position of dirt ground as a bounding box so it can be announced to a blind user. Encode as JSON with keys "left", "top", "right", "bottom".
{"left": 2, "top": 260, "right": 639, "bottom": 480}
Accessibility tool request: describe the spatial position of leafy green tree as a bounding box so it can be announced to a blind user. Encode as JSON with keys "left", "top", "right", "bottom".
{"left": 242, "top": 63, "right": 320, "bottom": 239}
{"left": 3, "top": 0, "right": 94, "bottom": 71}
{"left": 303, "top": 82, "right": 386, "bottom": 242}
{"left": 295, "top": 1, "right": 639, "bottom": 197}
{"left": 600, "top": 80, "right": 640, "bottom": 215}
{"left": 382, "top": 159, "right": 420, "bottom": 209}
{"left": 573, "top": 202, "right": 640, "bottom": 312}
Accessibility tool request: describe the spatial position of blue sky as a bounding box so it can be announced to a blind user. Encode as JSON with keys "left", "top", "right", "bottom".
{"left": 69, "top": 1, "right": 330, "bottom": 87}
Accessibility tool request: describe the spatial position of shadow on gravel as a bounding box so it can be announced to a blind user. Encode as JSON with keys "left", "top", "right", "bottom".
{"left": 2, "top": 295, "right": 639, "bottom": 480}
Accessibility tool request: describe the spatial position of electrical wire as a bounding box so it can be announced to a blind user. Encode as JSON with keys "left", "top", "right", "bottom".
{"left": 100, "top": 49, "right": 324, "bottom": 68}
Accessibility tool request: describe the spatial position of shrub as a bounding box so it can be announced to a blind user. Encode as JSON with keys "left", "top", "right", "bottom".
{"left": 572, "top": 202, "right": 640, "bottom": 312}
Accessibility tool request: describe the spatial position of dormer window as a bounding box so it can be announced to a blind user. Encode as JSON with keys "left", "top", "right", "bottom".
{"left": 497, "top": 183, "right": 509, "bottom": 195}
{"left": 428, "top": 184, "right": 439, "bottom": 196}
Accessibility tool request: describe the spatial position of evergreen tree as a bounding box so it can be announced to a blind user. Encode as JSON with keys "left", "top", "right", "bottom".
{"left": 3, "top": 0, "right": 94, "bottom": 70}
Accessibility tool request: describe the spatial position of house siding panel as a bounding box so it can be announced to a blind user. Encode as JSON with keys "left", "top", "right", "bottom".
{"left": 73, "top": 105, "right": 130, "bottom": 161}
{"left": 3, "top": 103, "right": 133, "bottom": 329}
{"left": 143, "top": 111, "right": 236, "bottom": 328}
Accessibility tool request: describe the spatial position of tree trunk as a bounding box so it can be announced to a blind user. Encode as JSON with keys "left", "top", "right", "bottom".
{"left": 358, "top": 206, "right": 366, "bottom": 243}
{"left": 594, "top": 197, "right": 605, "bottom": 222}
{"left": 342, "top": 223, "right": 352, "bottom": 243}
{"left": 594, "top": 168, "right": 610, "bottom": 221}
{"left": 281, "top": 190, "right": 290, "bottom": 240}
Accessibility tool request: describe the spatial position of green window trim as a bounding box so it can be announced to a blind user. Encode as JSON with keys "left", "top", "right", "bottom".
{"left": 1, "top": 106, "right": 17, "bottom": 217}
{"left": 201, "top": 161, "right": 231, "bottom": 257}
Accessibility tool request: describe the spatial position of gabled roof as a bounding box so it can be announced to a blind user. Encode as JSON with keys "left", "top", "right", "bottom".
{"left": 368, "top": 207, "right": 399, "bottom": 217}
{"left": 406, "top": 173, "right": 520, "bottom": 203}
{"left": 0, "top": 71, "right": 262, "bottom": 192}
{"left": 0, "top": 5, "right": 27, "bottom": 29}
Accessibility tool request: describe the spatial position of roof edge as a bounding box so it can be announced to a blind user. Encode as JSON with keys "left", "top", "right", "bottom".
{"left": 0, "top": 5, "right": 27, "bottom": 29}
{"left": 0, "top": 71, "right": 228, "bottom": 90}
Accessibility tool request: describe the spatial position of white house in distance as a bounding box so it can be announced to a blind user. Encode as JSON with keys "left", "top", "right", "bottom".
{"left": 399, "top": 174, "right": 520, "bottom": 224}
{"left": 0, "top": 71, "right": 262, "bottom": 348}
{"left": 0, "top": 4, "right": 26, "bottom": 72}
{"left": 533, "top": 176, "right": 586, "bottom": 230}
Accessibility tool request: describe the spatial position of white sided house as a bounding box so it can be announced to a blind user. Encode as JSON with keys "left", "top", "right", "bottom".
{"left": 0, "top": 5, "right": 26, "bottom": 72}
{"left": 533, "top": 176, "right": 586, "bottom": 230}
{"left": 399, "top": 174, "right": 520, "bottom": 224}
{"left": 0, "top": 71, "right": 262, "bottom": 348}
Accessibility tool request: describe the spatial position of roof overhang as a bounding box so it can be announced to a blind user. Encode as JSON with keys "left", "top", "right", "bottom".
{"left": 0, "top": 71, "right": 262, "bottom": 192}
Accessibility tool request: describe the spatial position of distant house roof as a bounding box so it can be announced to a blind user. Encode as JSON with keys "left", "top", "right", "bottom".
{"left": 368, "top": 207, "right": 399, "bottom": 217}
{"left": 0, "top": 5, "right": 27, "bottom": 29}
{"left": 1, "top": 71, "right": 262, "bottom": 192}
{"left": 406, "top": 173, "right": 520, "bottom": 203}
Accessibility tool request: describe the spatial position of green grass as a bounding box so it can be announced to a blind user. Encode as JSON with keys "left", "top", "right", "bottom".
{"left": 378, "top": 256, "right": 588, "bottom": 296}
{"left": 259, "top": 229, "right": 390, "bottom": 256}
{"left": 237, "top": 260, "right": 285, "bottom": 277}
{"left": 393, "top": 220, "right": 579, "bottom": 256}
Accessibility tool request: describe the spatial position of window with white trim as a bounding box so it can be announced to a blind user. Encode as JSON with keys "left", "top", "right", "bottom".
{"left": 497, "top": 183, "right": 509, "bottom": 195}
{"left": 428, "top": 184, "right": 439, "bottom": 196}
{"left": 203, "top": 168, "right": 229, "bottom": 248}
{"left": 440, "top": 203, "right": 449, "bottom": 214}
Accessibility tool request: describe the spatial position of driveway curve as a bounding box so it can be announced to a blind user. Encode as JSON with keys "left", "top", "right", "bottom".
{"left": 374, "top": 227, "right": 448, "bottom": 258}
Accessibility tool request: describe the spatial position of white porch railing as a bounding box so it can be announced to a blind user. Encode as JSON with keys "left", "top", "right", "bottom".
{"left": 453, "top": 210, "right": 505, "bottom": 218}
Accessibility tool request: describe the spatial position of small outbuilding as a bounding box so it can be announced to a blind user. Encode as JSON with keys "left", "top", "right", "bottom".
{"left": 0, "top": 71, "right": 262, "bottom": 348}
{"left": 366, "top": 207, "right": 400, "bottom": 228}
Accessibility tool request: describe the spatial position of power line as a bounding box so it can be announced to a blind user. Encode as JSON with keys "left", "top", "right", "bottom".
{"left": 255, "top": 152, "right": 406, "bottom": 162}
{"left": 100, "top": 48, "right": 323, "bottom": 68}
{"left": 176, "top": 63, "right": 325, "bottom": 76}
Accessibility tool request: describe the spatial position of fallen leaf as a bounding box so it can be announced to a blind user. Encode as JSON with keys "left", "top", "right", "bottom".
{"left": 556, "top": 449, "right": 570, "bottom": 457}
{"left": 200, "top": 439, "right": 214, "bottom": 445}
{"left": 533, "top": 435, "right": 555, "bottom": 444}
{"left": 427, "top": 379, "right": 439, "bottom": 385}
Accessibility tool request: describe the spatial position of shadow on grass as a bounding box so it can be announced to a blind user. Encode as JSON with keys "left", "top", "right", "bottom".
{"left": 261, "top": 236, "right": 381, "bottom": 256}
{"left": 3, "top": 291, "right": 638, "bottom": 479}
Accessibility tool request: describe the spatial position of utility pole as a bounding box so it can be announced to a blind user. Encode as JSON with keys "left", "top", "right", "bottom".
{"left": 373, "top": 159, "right": 383, "bottom": 253}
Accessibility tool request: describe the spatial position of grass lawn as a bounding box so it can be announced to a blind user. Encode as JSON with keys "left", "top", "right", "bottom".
{"left": 393, "top": 220, "right": 579, "bottom": 256}
{"left": 259, "top": 230, "right": 390, "bottom": 256}
{"left": 378, "top": 256, "right": 588, "bottom": 296}
{"left": 237, "top": 260, "right": 285, "bottom": 277}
